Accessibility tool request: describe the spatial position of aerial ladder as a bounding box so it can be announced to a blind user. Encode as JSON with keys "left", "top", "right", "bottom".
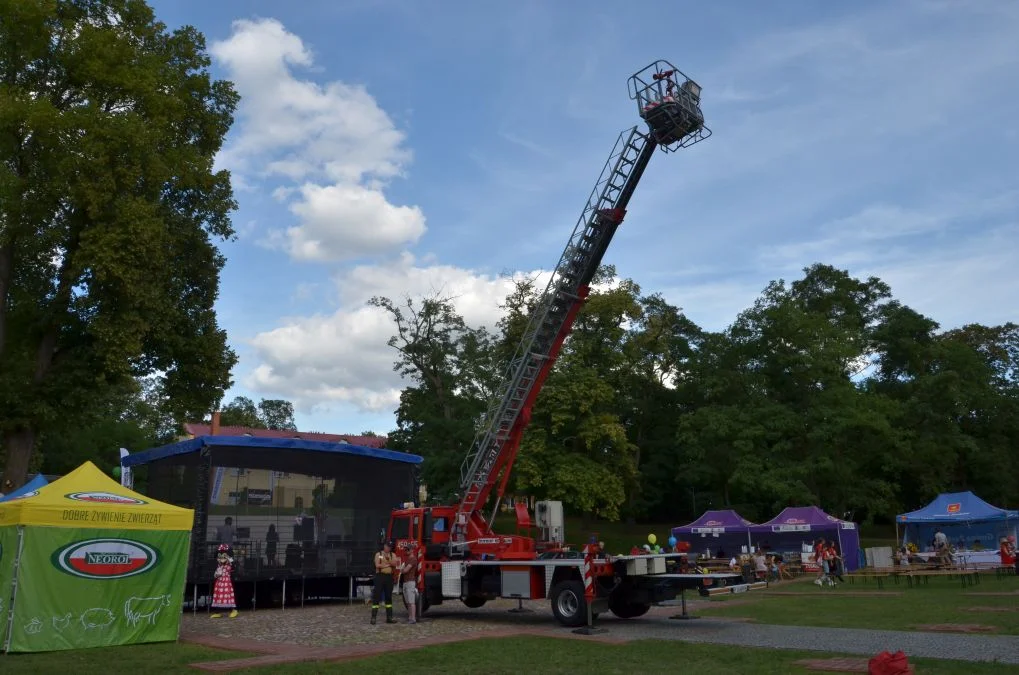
{"left": 385, "top": 61, "right": 748, "bottom": 627}
{"left": 447, "top": 60, "right": 711, "bottom": 554}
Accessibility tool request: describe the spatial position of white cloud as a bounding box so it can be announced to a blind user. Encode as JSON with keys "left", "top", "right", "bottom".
{"left": 210, "top": 17, "right": 423, "bottom": 260}
{"left": 246, "top": 254, "right": 553, "bottom": 414}
{"left": 283, "top": 184, "right": 425, "bottom": 261}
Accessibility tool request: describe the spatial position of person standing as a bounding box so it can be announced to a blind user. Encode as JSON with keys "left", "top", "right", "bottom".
{"left": 265, "top": 524, "right": 279, "bottom": 567}
{"left": 400, "top": 543, "right": 419, "bottom": 624}
{"left": 210, "top": 544, "right": 238, "bottom": 619}
{"left": 370, "top": 540, "right": 397, "bottom": 625}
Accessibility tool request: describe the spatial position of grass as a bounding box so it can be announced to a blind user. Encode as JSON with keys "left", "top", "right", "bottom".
{"left": 699, "top": 575, "right": 1019, "bottom": 634}
{"left": 276, "top": 637, "right": 1011, "bottom": 675}
{"left": 0, "top": 641, "right": 247, "bottom": 675}
{"left": 1, "top": 636, "right": 1008, "bottom": 675}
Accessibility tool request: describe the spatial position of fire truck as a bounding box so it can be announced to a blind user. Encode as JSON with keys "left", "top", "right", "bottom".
{"left": 387, "top": 60, "right": 758, "bottom": 628}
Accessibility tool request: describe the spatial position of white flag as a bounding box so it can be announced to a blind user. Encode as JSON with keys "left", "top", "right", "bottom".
{"left": 119, "top": 448, "right": 133, "bottom": 489}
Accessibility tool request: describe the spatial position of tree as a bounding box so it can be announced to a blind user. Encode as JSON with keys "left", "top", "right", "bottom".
{"left": 0, "top": 0, "right": 238, "bottom": 488}
{"left": 35, "top": 378, "right": 162, "bottom": 475}
{"left": 514, "top": 267, "right": 642, "bottom": 520}
{"left": 218, "top": 396, "right": 263, "bottom": 428}
{"left": 215, "top": 396, "right": 297, "bottom": 431}
{"left": 371, "top": 293, "right": 497, "bottom": 498}
{"left": 258, "top": 399, "right": 297, "bottom": 431}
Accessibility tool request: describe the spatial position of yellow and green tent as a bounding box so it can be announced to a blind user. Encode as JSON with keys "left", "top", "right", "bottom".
{"left": 0, "top": 461, "right": 193, "bottom": 653}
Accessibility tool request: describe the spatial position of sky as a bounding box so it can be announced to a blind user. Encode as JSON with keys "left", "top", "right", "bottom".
{"left": 147, "top": 0, "right": 1019, "bottom": 438}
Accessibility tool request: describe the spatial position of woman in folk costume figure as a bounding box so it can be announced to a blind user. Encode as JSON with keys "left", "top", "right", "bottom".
{"left": 211, "top": 544, "right": 239, "bottom": 618}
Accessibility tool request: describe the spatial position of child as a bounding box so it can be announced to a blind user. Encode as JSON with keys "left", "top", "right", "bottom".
{"left": 211, "top": 544, "right": 238, "bottom": 619}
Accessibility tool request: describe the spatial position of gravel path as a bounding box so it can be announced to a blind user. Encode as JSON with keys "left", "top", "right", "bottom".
{"left": 584, "top": 614, "right": 1019, "bottom": 664}
{"left": 181, "top": 596, "right": 1019, "bottom": 664}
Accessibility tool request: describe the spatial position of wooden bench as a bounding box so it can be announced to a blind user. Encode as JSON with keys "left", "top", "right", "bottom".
{"left": 900, "top": 568, "right": 980, "bottom": 588}
{"left": 845, "top": 569, "right": 896, "bottom": 589}
{"left": 967, "top": 563, "right": 1017, "bottom": 580}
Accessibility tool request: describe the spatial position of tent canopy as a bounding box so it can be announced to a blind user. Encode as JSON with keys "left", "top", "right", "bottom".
{"left": 750, "top": 506, "right": 857, "bottom": 534}
{"left": 0, "top": 461, "right": 192, "bottom": 531}
{"left": 672, "top": 509, "right": 755, "bottom": 534}
{"left": 1, "top": 461, "right": 193, "bottom": 654}
{"left": 749, "top": 506, "right": 861, "bottom": 571}
{"left": 671, "top": 510, "right": 755, "bottom": 558}
{"left": 0, "top": 473, "right": 48, "bottom": 502}
{"left": 897, "top": 491, "right": 1018, "bottom": 524}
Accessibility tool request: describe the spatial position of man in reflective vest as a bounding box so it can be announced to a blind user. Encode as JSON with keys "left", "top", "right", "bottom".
{"left": 370, "top": 540, "right": 397, "bottom": 625}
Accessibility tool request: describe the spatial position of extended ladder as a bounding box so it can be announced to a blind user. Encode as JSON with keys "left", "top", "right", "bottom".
{"left": 451, "top": 128, "right": 657, "bottom": 548}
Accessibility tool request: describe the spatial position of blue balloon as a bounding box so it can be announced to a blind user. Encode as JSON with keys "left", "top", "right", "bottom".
{"left": 668, "top": 536, "right": 677, "bottom": 547}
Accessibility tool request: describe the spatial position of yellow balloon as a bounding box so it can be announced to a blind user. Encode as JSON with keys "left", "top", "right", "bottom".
{"left": 648, "top": 533, "right": 657, "bottom": 545}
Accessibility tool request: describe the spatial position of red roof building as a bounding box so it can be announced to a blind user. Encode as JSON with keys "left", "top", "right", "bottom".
{"left": 182, "top": 423, "right": 389, "bottom": 449}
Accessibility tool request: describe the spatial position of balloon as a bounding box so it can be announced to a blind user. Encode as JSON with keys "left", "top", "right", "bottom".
{"left": 647, "top": 533, "right": 657, "bottom": 545}
{"left": 668, "top": 536, "right": 677, "bottom": 547}
{"left": 112, "top": 466, "right": 121, "bottom": 479}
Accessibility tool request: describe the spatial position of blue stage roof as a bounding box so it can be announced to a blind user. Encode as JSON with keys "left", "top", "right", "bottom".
{"left": 122, "top": 435, "right": 423, "bottom": 468}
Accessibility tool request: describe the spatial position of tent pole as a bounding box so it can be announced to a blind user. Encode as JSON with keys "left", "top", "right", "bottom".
{"left": 3, "top": 526, "right": 26, "bottom": 653}
{"left": 282, "top": 578, "right": 286, "bottom": 612}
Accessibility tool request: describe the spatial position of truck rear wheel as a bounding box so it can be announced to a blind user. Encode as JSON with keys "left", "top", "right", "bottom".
{"left": 550, "top": 579, "right": 587, "bottom": 627}
{"left": 608, "top": 598, "right": 650, "bottom": 619}
{"left": 462, "top": 595, "right": 487, "bottom": 609}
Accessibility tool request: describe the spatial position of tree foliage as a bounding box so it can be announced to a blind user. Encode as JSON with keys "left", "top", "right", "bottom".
{"left": 376, "top": 263, "right": 1019, "bottom": 525}
{"left": 0, "top": 0, "right": 238, "bottom": 488}
{"left": 216, "top": 395, "right": 297, "bottom": 431}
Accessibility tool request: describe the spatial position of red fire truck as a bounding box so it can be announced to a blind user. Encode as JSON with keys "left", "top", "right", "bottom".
{"left": 387, "top": 60, "right": 759, "bottom": 628}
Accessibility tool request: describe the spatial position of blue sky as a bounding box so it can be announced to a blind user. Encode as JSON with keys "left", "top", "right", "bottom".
{"left": 148, "top": 0, "right": 1019, "bottom": 437}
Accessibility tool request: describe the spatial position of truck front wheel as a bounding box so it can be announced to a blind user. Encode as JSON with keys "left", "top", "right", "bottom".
{"left": 550, "top": 579, "right": 588, "bottom": 627}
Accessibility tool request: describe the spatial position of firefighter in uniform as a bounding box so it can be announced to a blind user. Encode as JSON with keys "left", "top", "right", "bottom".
{"left": 370, "top": 540, "right": 397, "bottom": 624}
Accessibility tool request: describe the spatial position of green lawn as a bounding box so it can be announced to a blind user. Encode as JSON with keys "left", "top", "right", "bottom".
{"left": 699, "top": 575, "right": 1019, "bottom": 634}
{"left": 0, "top": 641, "right": 247, "bottom": 675}
{"left": 1, "top": 636, "right": 1006, "bottom": 675}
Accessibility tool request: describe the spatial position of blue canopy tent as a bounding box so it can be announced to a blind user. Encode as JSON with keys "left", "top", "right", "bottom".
{"left": 897, "top": 491, "right": 1018, "bottom": 552}
{"left": 0, "top": 473, "right": 48, "bottom": 502}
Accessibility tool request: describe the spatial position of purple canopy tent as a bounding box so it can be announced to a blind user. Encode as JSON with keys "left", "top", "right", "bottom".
{"left": 671, "top": 509, "right": 755, "bottom": 557}
{"left": 749, "top": 506, "right": 861, "bottom": 571}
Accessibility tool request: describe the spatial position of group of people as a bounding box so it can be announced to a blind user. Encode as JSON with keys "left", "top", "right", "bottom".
{"left": 727, "top": 550, "right": 794, "bottom": 582}
{"left": 811, "top": 538, "right": 845, "bottom": 586}
{"left": 370, "top": 540, "right": 420, "bottom": 625}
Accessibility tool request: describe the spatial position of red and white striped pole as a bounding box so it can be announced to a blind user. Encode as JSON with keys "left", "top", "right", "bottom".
{"left": 582, "top": 544, "right": 595, "bottom": 626}
{"left": 416, "top": 542, "right": 425, "bottom": 618}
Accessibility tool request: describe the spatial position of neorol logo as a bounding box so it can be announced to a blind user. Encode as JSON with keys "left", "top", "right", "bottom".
{"left": 52, "top": 539, "right": 159, "bottom": 580}
{"left": 65, "top": 491, "right": 146, "bottom": 505}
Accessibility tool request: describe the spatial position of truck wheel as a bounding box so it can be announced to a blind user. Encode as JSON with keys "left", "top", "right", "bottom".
{"left": 608, "top": 600, "right": 650, "bottom": 619}
{"left": 462, "top": 595, "right": 487, "bottom": 608}
{"left": 550, "top": 580, "right": 587, "bottom": 627}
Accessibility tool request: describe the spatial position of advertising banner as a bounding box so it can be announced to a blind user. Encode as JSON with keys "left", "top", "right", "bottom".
{"left": 5, "top": 527, "right": 189, "bottom": 653}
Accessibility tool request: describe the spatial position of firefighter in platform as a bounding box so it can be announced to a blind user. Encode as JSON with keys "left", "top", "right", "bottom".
{"left": 370, "top": 540, "right": 397, "bottom": 625}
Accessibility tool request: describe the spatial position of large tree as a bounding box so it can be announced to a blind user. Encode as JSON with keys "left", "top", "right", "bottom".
{"left": 371, "top": 293, "right": 499, "bottom": 499}
{"left": 215, "top": 395, "right": 298, "bottom": 431}
{"left": 0, "top": 0, "right": 238, "bottom": 488}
